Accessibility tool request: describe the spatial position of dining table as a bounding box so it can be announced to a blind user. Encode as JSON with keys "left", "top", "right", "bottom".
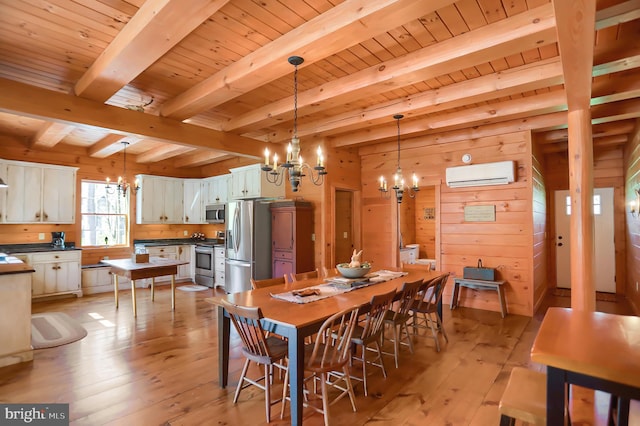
{"left": 531, "top": 307, "right": 640, "bottom": 425}
{"left": 101, "top": 257, "right": 189, "bottom": 317}
{"left": 206, "top": 268, "right": 444, "bottom": 425}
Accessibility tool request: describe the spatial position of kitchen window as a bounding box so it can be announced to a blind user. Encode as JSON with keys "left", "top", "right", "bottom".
{"left": 80, "top": 181, "right": 129, "bottom": 247}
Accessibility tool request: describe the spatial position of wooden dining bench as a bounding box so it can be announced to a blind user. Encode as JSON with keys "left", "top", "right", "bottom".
{"left": 451, "top": 277, "right": 507, "bottom": 317}
{"left": 499, "top": 367, "right": 547, "bottom": 426}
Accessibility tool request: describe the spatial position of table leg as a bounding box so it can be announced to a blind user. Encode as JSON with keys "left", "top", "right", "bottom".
{"left": 131, "top": 279, "right": 137, "bottom": 317}
{"left": 617, "top": 396, "right": 630, "bottom": 425}
{"left": 113, "top": 273, "right": 119, "bottom": 308}
{"left": 547, "top": 366, "right": 568, "bottom": 425}
{"left": 217, "top": 305, "right": 230, "bottom": 388}
{"left": 450, "top": 282, "right": 460, "bottom": 309}
{"left": 288, "top": 331, "right": 305, "bottom": 425}
{"left": 171, "top": 275, "right": 175, "bottom": 310}
{"left": 437, "top": 282, "right": 444, "bottom": 323}
{"left": 497, "top": 285, "right": 507, "bottom": 318}
{"left": 151, "top": 277, "right": 155, "bottom": 301}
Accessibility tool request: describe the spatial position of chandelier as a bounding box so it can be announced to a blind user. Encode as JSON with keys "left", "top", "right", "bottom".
{"left": 261, "top": 56, "right": 327, "bottom": 192}
{"left": 378, "top": 114, "right": 419, "bottom": 203}
{"left": 106, "top": 141, "right": 140, "bottom": 197}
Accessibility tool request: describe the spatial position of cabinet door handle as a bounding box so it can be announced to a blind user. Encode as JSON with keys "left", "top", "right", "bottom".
{"left": 35, "top": 212, "right": 40, "bottom": 218}
{"left": 44, "top": 212, "right": 48, "bottom": 219}
{"left": 185, "top": 216, "right": 189, "bottom": 222}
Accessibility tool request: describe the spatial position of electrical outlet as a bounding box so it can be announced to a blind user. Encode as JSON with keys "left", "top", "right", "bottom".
{"left": 311, "top": 233, "right": 315, "bottom": 241}
{"left": 636, "top": 281, "right": 639, "bottom": 292}
{"left": 103, "top": 256, "right": 109, "bottom": 260}
{"left": 183, "top": 230, "right": 188, "bottom": 236}
{"left": 343, "top": 232, "right": 348, "bottom": 239}
{"left": 38, "top": 233, "right": 45, "bottom": 240}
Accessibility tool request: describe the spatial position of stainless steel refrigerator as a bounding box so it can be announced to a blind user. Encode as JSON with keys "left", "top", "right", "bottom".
{"left": 225, "top": 200, "right": 272, "bottom": 293}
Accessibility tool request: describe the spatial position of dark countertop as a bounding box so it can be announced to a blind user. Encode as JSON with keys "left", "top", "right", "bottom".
{"left": 133, "top": 238, "right": 224, "bottom": 247}
{"left": 0, "top": 243, "right": 80, "bottom": 254}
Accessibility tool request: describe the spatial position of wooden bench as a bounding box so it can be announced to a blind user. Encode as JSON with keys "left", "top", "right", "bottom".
{"left": 451, "top": 277, "right": 507, "bottom": 317}
{"left": 499, "top": 367, "right": 546, "bottom": 426}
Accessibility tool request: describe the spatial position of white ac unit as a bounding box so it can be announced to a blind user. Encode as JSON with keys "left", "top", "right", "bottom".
{"left": 445, "top": 161, "right": 515, "bottom": 188}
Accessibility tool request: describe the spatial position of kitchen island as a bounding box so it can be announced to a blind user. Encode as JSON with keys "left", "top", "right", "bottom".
{"left": 0, "top": 254, "right": 35, "bottom": 367}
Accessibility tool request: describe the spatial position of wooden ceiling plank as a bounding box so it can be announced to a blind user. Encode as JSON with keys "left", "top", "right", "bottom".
{"left": 160, "top": 0, "right": 459, "bottom": 120}
{"left": 74, "top": 0, "right": 232, "bottom": 101}
{"left": 30, "top": 121, "right": 76, "bottom": 148}
{"left": 224, "top": 4, "right": 557, "bottom": 133}
{"left": 0, "top": 78, "right": 263, "bottom": 159}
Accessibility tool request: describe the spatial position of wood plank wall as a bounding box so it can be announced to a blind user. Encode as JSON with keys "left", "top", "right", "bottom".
{"left": 414, "top": 186, "right": 437, "bottom": 259}
{"left": 625, "top": 121, "right": 640, "bottom": 314}
{"left": 532, "top": 141, "right": 548, "bottom": 312}
{"left": 544, "top": 146, "right": 626, "bottom": 295}
{"left": 361, "top": 131, "right": 534, "bottom": 316}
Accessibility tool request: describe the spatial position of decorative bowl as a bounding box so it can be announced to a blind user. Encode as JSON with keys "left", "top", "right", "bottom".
{"left": 336, "top": 263, "right": 371, "bottom": 279}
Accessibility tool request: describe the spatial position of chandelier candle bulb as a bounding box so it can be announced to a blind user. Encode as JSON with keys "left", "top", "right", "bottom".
{"left": 264, "top": 148, "right": 269, "bottom": 165}
{"left": 273, "top": 153, "right": 278, "bottom": 169}
{"left": 412, "top": 174, "right": 418, "bottom": 188}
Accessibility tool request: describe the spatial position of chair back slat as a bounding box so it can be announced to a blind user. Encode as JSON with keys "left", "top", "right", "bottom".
{"left": 221, "top": 299, "right": 272, "bottom": 358}
{"left": 394, "top": 278, "right": 424, "bottom": 319}
{"left": 251, "top": 276, "right": 286, "bottom": 290}
{"left": 308, "top": 305, "right": 360, "bottom": 370}
{"left": 290, "top": 268, "right": 319, "bottom": 283}
{"left": 415, "top": 273, "right": 449, "bottom": 312}
{"left": 359, "top": 289, "right": 396, "bottom": 340}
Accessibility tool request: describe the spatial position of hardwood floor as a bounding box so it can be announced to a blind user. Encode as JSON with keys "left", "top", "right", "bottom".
{"left": 0, "top": 285, "right": 636, "bottom": 425}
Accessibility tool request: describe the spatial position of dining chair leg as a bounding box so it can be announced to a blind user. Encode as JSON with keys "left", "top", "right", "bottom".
{"left": 361, "top": 345, "right": 369, "bottom": 396}
{"left": 280, "top": 366, "right": 289, "bottom": 420}
{"left": 393, "top": 323, "right": 400, "bottom": 368}
{"left": 402, "top": 320, "right": 414, "bottom": 353}
{"left": 428, "top": 315, "right": 441, "bottom": 352}
{"left": 320, "top": 372, "right": 331, "bottom": 426}
{"left": 342, "top": 365, "right": 357, "bottom": 412}
{"left": 264, "top": 364, "right": 271, "bottom": 422}
{"left": 436, "top": 313, "right": 448, "bottom": 342}
{"left": 234, "top": 358, "right": 251, "bottom": 403}
{"left": 374, "top": 340, "right": 387, "bottom": 379}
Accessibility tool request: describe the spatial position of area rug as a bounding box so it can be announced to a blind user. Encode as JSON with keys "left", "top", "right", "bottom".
{"left": 177, "top": 284, "right": 210, "bottom": 292}
{"left": 31, "top": 312, "right": 87, "bottom": 349}
{"left": 552, "top": 288, "right": 618, "bottom": 302}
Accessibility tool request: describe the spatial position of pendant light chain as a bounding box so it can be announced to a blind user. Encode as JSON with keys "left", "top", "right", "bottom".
{"left": 293, "top": 62, "right": 298, "bottom": 138}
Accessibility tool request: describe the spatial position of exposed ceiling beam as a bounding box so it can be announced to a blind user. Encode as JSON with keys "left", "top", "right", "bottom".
{"left": 74, "top": 0, "right": 231, "bottom": 101}
{"left": 174, "top": 151, "right": 230, "bottom": 168}
{"left": 594, "top": 0, "right": 640, "bottom": 30}
{"left": 30, "top": 122, "right": 75, "bottom": 148}
{"left": 160, "top": 0, "right": 458, "bottom": 120}
{"left": 136, "top": 145, "right": 196, "bottom": 163}
{"left": 0, "top": 78, "right": 263, "bottom": 159}
{"left": 88, "top": 134, "right": 131, "bottom": 158}
{"left": 230, "top": 3, "right": 557, "bottom": 137}
{"left": 542, "top": 134, "right": 628, "bottom": 154}
{"left": 537, "top": 121, "right": 636, "bottom": 143}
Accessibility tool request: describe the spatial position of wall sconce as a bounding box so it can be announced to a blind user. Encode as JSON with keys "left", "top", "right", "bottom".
{"left": 630, "top": 188, "right": 640, "bottom": 218}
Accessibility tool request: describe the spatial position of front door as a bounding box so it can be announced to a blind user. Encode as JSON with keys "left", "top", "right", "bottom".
{"left": 554, "top": 188, "right": 616, "bottom": 293}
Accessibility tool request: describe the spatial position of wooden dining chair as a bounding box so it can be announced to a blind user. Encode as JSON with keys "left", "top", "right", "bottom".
{"left": 349, "top": 289, "right": 396, "bottom": 396}
{"left": 251, "top": 275, "right": 286, "bottom": 290}
{"left": 288, "top": 268, "right": 319, "bottom": 283}
{"left": 281, "top": 304, "right": 360, "bottom": 426}
{"left": 382, "top": 278, "right": 423, "bottom": 368}
{"left": 321, "top": 266, "right": 338, "bottom": 278}
{"left": 221, "top": 299, "right": 288, "bottom": 423}
{"left": 410, "top": 273, "right": 450, "bottom": 352}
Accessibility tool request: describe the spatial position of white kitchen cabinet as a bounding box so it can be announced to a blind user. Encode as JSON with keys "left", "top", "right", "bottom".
{"left": 27, "top": 251, "right": 82, "bottom": 298}
{"left": 214, "top": 246, "right": 225, "bottom": 288}
{"left": 0, "top": 159, "right": 77, "bottom": 224}
{"left": 177, "top": 244, "right": 193, "bottom": 281}
{"left": 183, "top": 179, "right": 205, "bottom": 224}
{"left": 136, "top": 175, "right": 184, "bottom": 224}
{"left": 229, "top": 163, "right": 284, "bottom": 200}
{"left": 204, "top": 174, "right": 230, "bottom": 204}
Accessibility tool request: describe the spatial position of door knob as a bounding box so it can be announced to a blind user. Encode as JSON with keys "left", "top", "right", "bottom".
{"left": 558, "top": 243, "right": 563, "bottom": 247}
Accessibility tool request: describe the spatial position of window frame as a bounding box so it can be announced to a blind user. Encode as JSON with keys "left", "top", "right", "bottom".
{"left": 80, "top": 180, "right": 131, "bottom": 248}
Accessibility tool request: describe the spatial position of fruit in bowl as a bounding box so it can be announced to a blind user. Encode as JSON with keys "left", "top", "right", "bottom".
{"left": 336, "top": 262, "right": 371, "bottom": 279}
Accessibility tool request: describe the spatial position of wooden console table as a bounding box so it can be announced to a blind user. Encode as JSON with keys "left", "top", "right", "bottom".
{"left": 450, "top": 277, "right": 507, "bottom": 318}
{"left": 101, "top": 257, "right": 188, "bottom": 317}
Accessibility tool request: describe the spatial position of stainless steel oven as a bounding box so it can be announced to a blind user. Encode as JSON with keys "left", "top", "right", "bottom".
{"left": 194, "top": 244, "right": 215, "bottom": 287}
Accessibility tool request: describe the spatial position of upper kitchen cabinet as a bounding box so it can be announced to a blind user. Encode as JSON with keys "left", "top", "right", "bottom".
{"left": 136, "top": 175, "right": 184, "bottom": 224}
{"left": 0, "top": 159, "right": 77, "bottom": 224}
{"left": 229, "top": 164, "right": 285, "bottom": 200}
{"left": 183, "top": 179, "right": 205, "bottom": 224}
{"left": 204, "top": 174, "right": 230, "bottom": 205}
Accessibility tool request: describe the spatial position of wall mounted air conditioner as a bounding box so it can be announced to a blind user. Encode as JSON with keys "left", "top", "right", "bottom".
{"left": 445, "top": 160, "right": 515, "bottom": 188}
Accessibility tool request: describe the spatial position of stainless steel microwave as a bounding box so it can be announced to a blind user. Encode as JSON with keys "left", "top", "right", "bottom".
{"left": 205, "top": 204, "right": 225, "bottom": 223}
